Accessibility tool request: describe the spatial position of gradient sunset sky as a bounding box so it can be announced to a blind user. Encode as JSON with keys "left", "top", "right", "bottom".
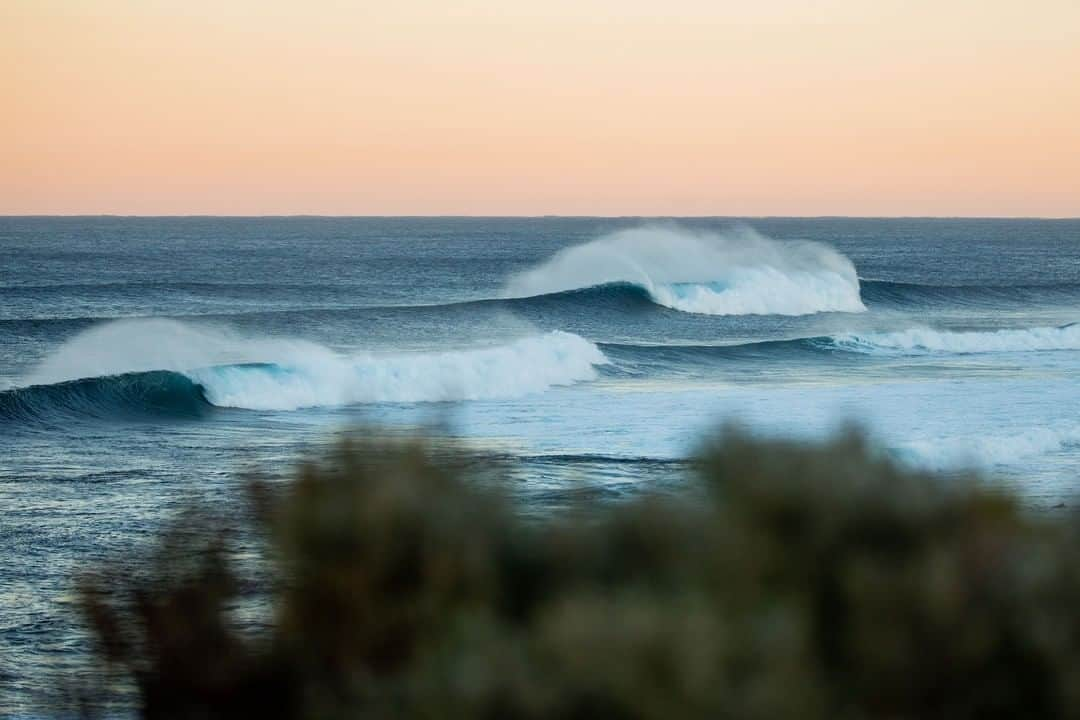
{"left": 3, "top": 0, "right": 1078, "bottom": 216}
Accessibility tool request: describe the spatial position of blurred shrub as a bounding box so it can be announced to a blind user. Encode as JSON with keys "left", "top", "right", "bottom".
{"left": 76, "top": 430, "right": 1080, "bottom": 719}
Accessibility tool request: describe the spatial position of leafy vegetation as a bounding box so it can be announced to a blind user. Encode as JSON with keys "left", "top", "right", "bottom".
{"left": 75, "top": 429, "right": 1080, "bottom": 719}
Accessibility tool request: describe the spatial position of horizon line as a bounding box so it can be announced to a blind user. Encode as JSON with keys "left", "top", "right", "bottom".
{"left": 2, "top": 214, "right": 1079, "bottom": 221}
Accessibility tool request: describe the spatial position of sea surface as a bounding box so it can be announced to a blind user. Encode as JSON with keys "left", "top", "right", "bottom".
{"left": 2, "top": 216, "right": 1080, "bottom": 713}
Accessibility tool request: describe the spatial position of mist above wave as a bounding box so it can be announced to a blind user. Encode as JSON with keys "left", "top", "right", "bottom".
{"left": 505, "top": 225, "right": 865, "bottom": 316}
{"left": 25, "top": 318, "right": 327, "bottom": 387}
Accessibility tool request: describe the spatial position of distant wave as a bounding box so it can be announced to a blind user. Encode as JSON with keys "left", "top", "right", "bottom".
{"left": 6, "top": 320, "right": 608, "bottom": 422}
{"left": 0, "top": 284, "right": 666, "bottom": 329}
{"left": 596, "top": 323, "right": 1080, "bottom": 371}
{"left": 505, "top": 225, "right": 865, "bottom": 316}
{"left": 825, "top": 324, "right": 1080, "bottom": 355}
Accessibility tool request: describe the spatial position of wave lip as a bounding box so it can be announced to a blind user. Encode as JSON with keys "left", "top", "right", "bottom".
{"left": 827, "top": 324, "right": 1080, "bottom": 355}
{"left": 505, "top": 225, "right": 866, "bottom": 317}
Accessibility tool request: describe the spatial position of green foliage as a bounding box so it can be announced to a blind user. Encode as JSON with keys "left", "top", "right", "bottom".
{"left": 77, "top": 430, "right": 1080, "bottom": 719}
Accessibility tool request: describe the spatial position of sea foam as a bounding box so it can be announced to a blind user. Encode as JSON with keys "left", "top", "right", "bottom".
{"left": 191, "top": 331, "right": 607, "bottom": 410}
{"left": 505, "top": 225, "right": 865, "bottom": 316}
{"left": 898, "top": 425, "right": 1080, "bottom": 471}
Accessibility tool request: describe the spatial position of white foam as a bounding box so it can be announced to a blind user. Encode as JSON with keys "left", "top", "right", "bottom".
{"left": 897, "top": 426, "right": 1080, "bottom": 471}
{"left": 831, "top": 324, "right": 1080, "bottom": 355}
{"left": 505, "top": 225, "right": 865, "bottom": 316}
{"left": 21, "top": 319, "right": 609, "bottom": 409}
{"left": 190, "top": 331, "right": 608, "bottom": 410}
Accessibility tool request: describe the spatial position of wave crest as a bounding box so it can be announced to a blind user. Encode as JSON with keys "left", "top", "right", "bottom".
{"left": 505, "top": 225, "right": 865, "bottom": 316}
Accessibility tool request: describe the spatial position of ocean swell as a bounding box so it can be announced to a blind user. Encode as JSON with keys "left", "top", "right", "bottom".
{"left": 505, "top": 225, "right": 865, "bottom": 316}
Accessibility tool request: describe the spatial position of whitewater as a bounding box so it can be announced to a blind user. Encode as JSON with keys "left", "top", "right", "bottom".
{"left": 21, "top": 319, "right": 608, "bottom": 410}
{"left": 3, "top": 216, "right": 1080, "bottom": 713}
{"left": 505, "top": 225, "right": 866, "bottom": 316}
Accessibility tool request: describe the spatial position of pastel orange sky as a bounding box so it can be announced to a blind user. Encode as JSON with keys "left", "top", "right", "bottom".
{"left": 3, "top": 0, "right": 1079, "bottom": 216}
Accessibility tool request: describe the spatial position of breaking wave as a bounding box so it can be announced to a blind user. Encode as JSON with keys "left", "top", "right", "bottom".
{"left": 5, "top": 320, "right": 608, "bottom": 421}
{"left": 190, "top": 332, "right": 607, "bottom": 410}
{"left": 505, "top": 225, "right": 865, "bottom": 316}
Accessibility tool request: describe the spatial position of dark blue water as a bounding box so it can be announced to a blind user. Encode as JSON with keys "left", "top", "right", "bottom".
{"left": 2, "top": 216, "right": 1080, "bottom": 714}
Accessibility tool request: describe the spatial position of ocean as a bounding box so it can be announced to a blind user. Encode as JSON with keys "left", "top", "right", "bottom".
{"left": 2, "top": 216, "right": 1080, "bottom": 712}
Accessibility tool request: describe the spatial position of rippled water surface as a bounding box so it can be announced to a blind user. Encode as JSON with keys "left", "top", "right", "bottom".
{"left": 2, "top": 216, "right": 1080, "bottom": 713}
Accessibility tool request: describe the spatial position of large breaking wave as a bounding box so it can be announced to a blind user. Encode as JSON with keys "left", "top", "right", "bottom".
{"left": 505, "top": 225, "right": 865, "bottom": 316}
{"left": 4, "top": 320, "right": 608, "bottom": 422}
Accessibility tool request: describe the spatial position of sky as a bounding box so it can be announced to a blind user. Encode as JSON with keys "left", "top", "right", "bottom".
{"left": 2, "top": 0, "right": 1078, "bottom": 216}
